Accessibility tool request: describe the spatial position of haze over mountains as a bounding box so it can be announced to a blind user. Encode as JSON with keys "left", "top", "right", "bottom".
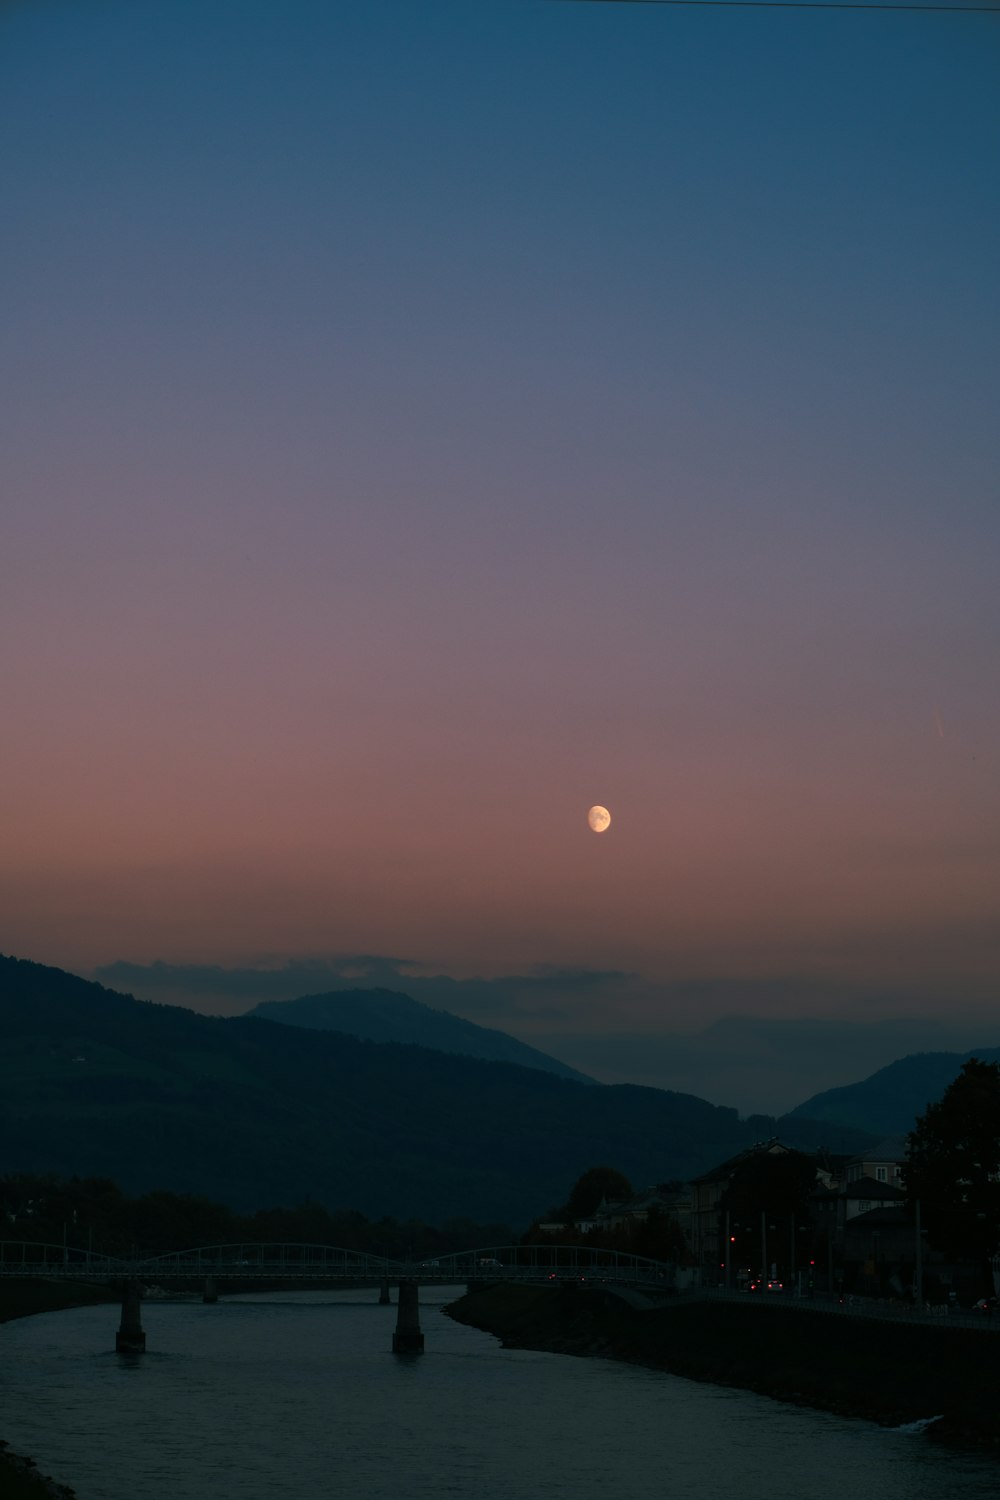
{"left": 248, "top": 988, "right": 592, "bottom": 1083}
{"left": 787, "top": 1048, "right": 1000, "bottom": 1138}
{"left": 543, "top": 1016, "right": 1000, "bottom": 1116}
{"left": 246, "top": 986, "right": 1000, "bottom": 1140}
{"left": 5, "top": 953, "right": 998, "bottom": 1226}
{"left": 95, "top": 958, "right": 1000, "bottom": 1115}
{"left": 4, "top": 954, "right": 874, "bottom": 1225}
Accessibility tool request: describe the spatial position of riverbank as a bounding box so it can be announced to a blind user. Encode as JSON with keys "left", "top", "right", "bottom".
{"left": 0, "top": 1278, "right": 115, "bottom": 1327}
{"left": 1, "top": 1279, "right": 116, "bottom": 1498}
{"left": 0, "top": 1440, "right": 78, "bottom": 1500}
{"left": 446, "top": 1284, "right": 1000, "bottom": 1453}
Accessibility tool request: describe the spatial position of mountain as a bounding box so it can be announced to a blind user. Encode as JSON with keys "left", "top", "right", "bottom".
{"left": 533, "top": 1014, "right": 1000, "bottom": 1117}
{"left": 788, "top": 1048, "right": 1000, "bottom": 1137}
{"left": 0, "top": 955, "right": 874, "bottom": 1225}
{"left": 247, "top": 987, "right": 592, "bottom": 1083}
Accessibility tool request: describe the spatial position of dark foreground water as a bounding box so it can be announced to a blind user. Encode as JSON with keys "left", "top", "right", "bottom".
{"left": 2, "top": 1288, "right": 997, "bottom": 1500}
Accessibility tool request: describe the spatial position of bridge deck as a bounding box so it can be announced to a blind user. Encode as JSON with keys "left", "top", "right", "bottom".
{"left": 0, "top": 1242, "right": 673, "bottom": 1287}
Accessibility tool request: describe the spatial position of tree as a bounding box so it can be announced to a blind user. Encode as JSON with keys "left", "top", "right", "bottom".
{"left": 560, "top": 1166, "right": 633, "bottom": 1223}
{"left": 717, "top": 1148, "right": 817, "bottom": 1278}
{"left": 718, "top": 1148, "right": 816, "bottom": 1223}
{"left": 903, "top": 1058, "right": 1000, "bottom": 1290}
{"left": 631, "top": 1206, "right": 690, "bottom": 1264}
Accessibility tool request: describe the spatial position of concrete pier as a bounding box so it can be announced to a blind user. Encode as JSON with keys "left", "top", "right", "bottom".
{"left": 203, "top": 1275, "right": 218, "bottom": 1304}
{"left": 392, "top": 1279, "right": 424, "bottom": 1353}
{"left": 379, "top": 1276, "right": 392, "bottom": 1305}
{"left": 116, "top": 1278, "right": 146, "bottom": 1353}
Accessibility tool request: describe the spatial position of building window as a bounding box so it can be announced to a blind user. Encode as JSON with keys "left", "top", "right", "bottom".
{"left": 876, "top": 1167, "right": 887, "bottom": 1182}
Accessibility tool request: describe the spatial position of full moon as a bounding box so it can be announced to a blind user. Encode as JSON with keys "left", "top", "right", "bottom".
{"left": 587, "top": 805, "right": 611, "bottom": 833}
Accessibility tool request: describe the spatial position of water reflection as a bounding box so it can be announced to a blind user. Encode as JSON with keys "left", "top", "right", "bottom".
{"left": 1, "top": 1290, "right": 996, "bottom": 1500}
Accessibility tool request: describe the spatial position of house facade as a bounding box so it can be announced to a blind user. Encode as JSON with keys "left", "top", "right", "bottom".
{"left": 844, "top": 1137, "right": 908, "bottom": 1188}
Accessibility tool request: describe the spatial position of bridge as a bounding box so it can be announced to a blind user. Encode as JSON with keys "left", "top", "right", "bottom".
{"left": 0, "top": 1240, "right": 675, "bottom": 1354}
{"left": 0, "top": 1239, "right": 673, "bottom": 1287}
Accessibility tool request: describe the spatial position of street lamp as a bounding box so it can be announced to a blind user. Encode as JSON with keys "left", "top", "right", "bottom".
{"left": 724, "top": 1211, "right": 731, "bottom": 1290}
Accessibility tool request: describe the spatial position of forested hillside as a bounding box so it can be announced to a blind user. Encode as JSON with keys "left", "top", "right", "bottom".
{"left": 1, "top": 955, "right": 872, "bottom": 1225}
{"left": 249, "top": 986, "right": 592, "bottom": 1081}
{"left": 788, "top": 1049, "right": 1000, "bottom": 1136}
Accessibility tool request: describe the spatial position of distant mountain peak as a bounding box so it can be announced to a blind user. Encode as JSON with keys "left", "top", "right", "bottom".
{"left": 0, "top": 952, "right": 874, "bottom": 1224}
{"left": 788, "top": 1047, "right": 1000, "bottom": 1137}
{"left": 247, "top": 986, "right": 595, "bottom": 1084}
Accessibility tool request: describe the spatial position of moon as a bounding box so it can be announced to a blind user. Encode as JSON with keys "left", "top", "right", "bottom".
{"left": 587, "top": 805, "right": 611, "bottom": 833}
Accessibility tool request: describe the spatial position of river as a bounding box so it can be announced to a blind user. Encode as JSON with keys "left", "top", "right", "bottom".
{"left": 2, "top": 1288, "right": 997, "bottom": 1499}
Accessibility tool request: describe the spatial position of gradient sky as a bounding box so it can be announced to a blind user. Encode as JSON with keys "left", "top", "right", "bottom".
{"left": 2, "top": 0, "right": 999, "bottom": 1060}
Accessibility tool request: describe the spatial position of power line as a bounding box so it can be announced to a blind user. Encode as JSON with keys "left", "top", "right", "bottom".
{"left": 551, "top": 0, "right": 1000, "bottom": 13}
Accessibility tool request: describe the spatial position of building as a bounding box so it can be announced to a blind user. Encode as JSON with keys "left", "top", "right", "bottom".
{"left": 588, "top": 1183, "right": 692, "bottom": 1242}
{"left": 844, "top": 1137, "right": 908, "bottom": 1188}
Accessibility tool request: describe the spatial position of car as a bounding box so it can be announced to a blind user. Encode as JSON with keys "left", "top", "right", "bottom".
{"left": 477, "top": 1258, "right": 503, "bottom": 1268}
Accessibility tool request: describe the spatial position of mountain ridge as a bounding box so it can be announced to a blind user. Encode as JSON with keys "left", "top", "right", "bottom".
{"left": 247, "top": 986, "right": 593, "bottom": 1083}
{"left": 787, "top": 1047, "right": 1000, "bottom": 1137}
{"left": 1, "top": 953, "right": 873, "bottom": 1224}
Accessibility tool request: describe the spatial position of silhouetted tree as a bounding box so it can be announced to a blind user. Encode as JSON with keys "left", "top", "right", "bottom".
{"left": 629, "top": 1206, "right": 690, "bottom": 1263}
{"left": 718, "top": 1149, "right": 817, "bottom": 1277}
{"left": 560, "top": 1166, "right": 634, "bottom": 1222}
{"left": 0, "top": 1174, "right": 513, "bottom": 1260}
{"left": 903, "top": 1058, "right": 1000, "bottom": 1291}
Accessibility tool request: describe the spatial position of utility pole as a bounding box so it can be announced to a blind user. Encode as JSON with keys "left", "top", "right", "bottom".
{"left": 724, "top": 1211, "right": 731, "bottom": 1290}
{"left": 760, "top": 1210, "right": 767, "bottom": 1280}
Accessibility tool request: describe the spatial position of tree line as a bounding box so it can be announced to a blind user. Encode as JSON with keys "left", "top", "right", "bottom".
{"left": 525, "top": 1060, "right": 1000, "bottom": 1296}
{"left": 0, "top": 1174, "right": 513, "bottom": 1260}
{"left": 5, "top": 1060, "right": 996, "bottom": 1287}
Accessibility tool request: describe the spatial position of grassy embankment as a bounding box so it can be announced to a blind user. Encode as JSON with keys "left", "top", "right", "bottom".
{"left": 447, "top": 1283, "right": 1000, "bottom": 1453}
{"left": 1, "top": 1279, "right": 116, "bottom": 1498}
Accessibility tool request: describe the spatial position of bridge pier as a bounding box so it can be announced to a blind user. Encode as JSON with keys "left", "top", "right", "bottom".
{"left": 392, "top": 1279, "right": 424, "bottom": 1353}
{"left": 203, "top": 1275, "right": 218, "bottom": 1304}
{"left": 116, "top": 1278, "right": 145, "bottom": 1353}
{"left": 378, "top": 1276, "right": 392, "bottom": 1305}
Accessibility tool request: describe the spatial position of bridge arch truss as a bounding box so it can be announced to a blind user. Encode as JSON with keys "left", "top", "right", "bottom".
{"left": 0, "top": 1239, "right": 675, "bottom": 1287}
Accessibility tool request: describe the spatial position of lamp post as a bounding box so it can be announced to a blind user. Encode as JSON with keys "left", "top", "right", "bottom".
{"left": 914, "top": 1200, "right": 923, "bottom": 1307}
{"left": 724, "top": 1211, "right": 731, "bottom": 1291}
{"left": 788, "top": 1219, "right": 809, "bottom": 1293}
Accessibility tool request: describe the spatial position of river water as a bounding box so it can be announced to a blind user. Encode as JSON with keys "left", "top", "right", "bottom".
{"left": 2, "top": 1288, "right": 997, "bottom": 1500}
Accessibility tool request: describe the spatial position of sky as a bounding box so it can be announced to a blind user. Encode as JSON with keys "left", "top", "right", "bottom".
{"left": 2, "top": 0, "right": 999, "bottom": 1106}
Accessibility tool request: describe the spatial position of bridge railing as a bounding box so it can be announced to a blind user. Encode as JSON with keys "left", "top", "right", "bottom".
{"left": 0, "top": 1239, "right": 678, "bottom": 1286}
{"left": 0, "top": 1241, "right": 128, "bottom": 1277}
{"left": 136, "top": 1243, "right": 396, "bottom": 1276}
